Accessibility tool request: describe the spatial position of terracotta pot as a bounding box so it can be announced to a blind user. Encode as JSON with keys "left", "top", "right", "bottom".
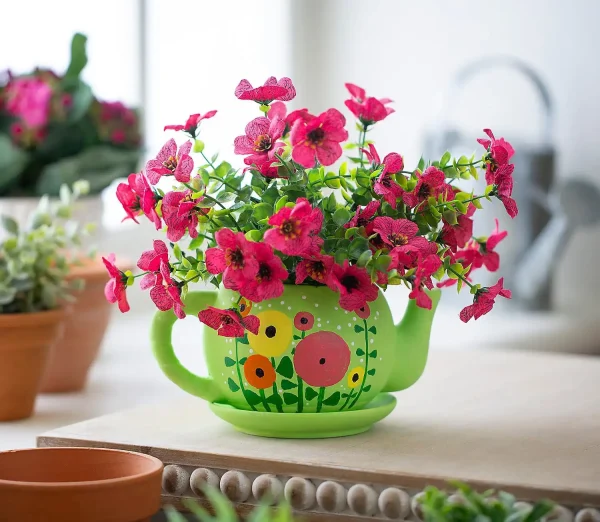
{"left": 0, "top": 447, "right": 163, "bottom": 522}
{"left": 0, "top": 309, "right": 66, "bottom": 421}
{"left": 41, "top": 257, "right": 117, "bottom": 393}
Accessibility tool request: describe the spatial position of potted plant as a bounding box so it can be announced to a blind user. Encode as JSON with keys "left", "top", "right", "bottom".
{"left": 103, "top": 76, "right": 518, "bottom": 437}
{"left": 0, "top": 181, "right": 90, "bottom": 420}
{"left": 0, "top": 32, "right": 141, "bottom": 235}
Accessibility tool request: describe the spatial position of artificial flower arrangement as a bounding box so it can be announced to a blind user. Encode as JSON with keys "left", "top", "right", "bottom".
{"left": 105, "top": 76, "right": 516, "bottom": 328}
{"left": 0, "top": 33, "right": 141, "bottom": 197}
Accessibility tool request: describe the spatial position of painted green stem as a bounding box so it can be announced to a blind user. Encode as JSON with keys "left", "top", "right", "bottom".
{"left": 296, "top": 330, "right": 305, "bottom": 413}
{"left": 270, "top": 357, "right": 283, "bottom": 413}
{"left": 348, "top": 319, "right": 370, "bottom": 409}
{"left": 236, "top": 339, "right": 256, "bottom": 411}
{"left": 259, "top": 389, "right": 271, "bottom": 412}
{"left": 339, "top": 388, "right": 355, "bottom": 411}
{"left": 316, "top": 386, "right": 326, "bottom": 413}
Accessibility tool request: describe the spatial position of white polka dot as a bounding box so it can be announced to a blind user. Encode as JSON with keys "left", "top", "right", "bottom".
{"left": 317, "top": 323, "right": 321, "bottom": 328}
{"left": 334, "top": 307, "right": 338, "bottom": 310}
{"left": 344, "top": 311, "right": 349, "bottom": 314}
{"left": 221, "top": 373, "right": 224, "bottom": 376}
{"left": 231, "top": 297, "right": 235, "bottom": 302}
{"left": 249, "top": 349, "right": 254, "bottom": 353}
{"left": 326, "top": 320, "right": 330, "bottom": 324}
{"left": 376, "top": 311, "right": 380, "bottom": 316}
{"left": 279, "top": 389, "right": 283, "bottom": 393}
{"left": 231, "top": 370, "right": 235, "bottom": 374}
{"left": 258, "top": 306, "right": 262, "bottom": 310}
{"left": 229, "top": 350, "right": 232, "bottom": 355}
{"left": 302, "top": 295, "right": 307, "bottom": 300}
{"left": 288, "top": 306, "right": 292, "bottom": 310}
{"left": 245, "top": 382, "right": 249, "bottom": 386}
{"left": 268, "top": 303, "right": 272, "bottom": 307}
{"left": 317, "top": 318, "right": 321, "bottom": 321}
{"left": 351, "top": 341, "right": 355, "bottom": 346}
{"left": 315, "top": 303, "right": 319, "bottom": 307}
{"left": 370, "top": 339, "right": 374, "bottom": 344}
{"left": 360, "top": 359, "right": 364, "bottom": 363}
{"left": 280, "top": 301, "right": 285, "bottom": 305}
{"left": 348, "top": 323, "right": 351, "bottom": 327}
{"left": 353, "top": 317, "right": 357, "bottom": 322}
{"left": 337, "top": 325, "right": 342, "bottom": 330}
{"left": 379, "top": 357, "right": 382, "bottom": 361}
{"left": 292, "top": 341, "right": 296, "bottom": 345}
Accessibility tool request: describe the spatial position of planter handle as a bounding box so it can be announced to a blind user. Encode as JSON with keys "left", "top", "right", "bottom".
{"left": 151, "top": 290, "right": 223, "bottom": 403}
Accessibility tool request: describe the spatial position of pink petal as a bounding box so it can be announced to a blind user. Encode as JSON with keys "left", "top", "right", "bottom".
{"left": 215, "top": 228, "right": 237, "bottom": 250}
{"left": 268, "top": 117, "right": 286, "bottom": 141}
{"left": 104, "top": 279, "right": 117, "bottom": 303}
{"left": 140, "top": 273, "right": 158, "bottom": 290}
{"left": 345, "top": 83, "right": 365, "bottom": 101}
{"left": 156, "top": 138, "right": 177, "bottom": 162}
{"left": 174, "top": 155, "right": 193, "bottom": 182}
{"left": 178, "top": 140, "right": 192, "bottom": 157}
{"left": 234, "top": 79, "right": 253, "bottom": 98}
{"left": 234, "top": 135, "right": 255, "bottom": 155}
{"left": 245, "top": 117, "right": 270, "bottom": 140}
{"left": 242, "top": 314, "right": 260, "bottom": 335}
{"left": 383, "top": 153, "right": 404, "bottom": 174}
{"left": 291, "top": 142, "right": 316, "bottom": 168}
{"left": 277, "top": 77, "right": 296, "bottom": 101}
{"left": 315, "top": 140, "right": 343, "bottom": 166}
{"left": 206, "top": 248, "right": 227, "bottom": 274}
{"left": 268, "top": 101, "right": 287, "bottom": 121}
{"left": 150, "top": 285, "right": 173, "bottom": 312}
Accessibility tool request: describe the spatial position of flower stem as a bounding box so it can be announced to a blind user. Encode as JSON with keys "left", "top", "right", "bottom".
{"left": 348, "top": 318, "right": 370, "bottom": 409}
{"left": 339, "top": 388, "right": 355, "bottom": 411}
{"left": 442, "top": 159, "right": 483, "bottom": 170}
{"left": 201, "top": 151, "right": 217, "bottom": 171}
{"left": 419, "top": 194, "right": 488, "bottom": 213}
{"left": 270, "top": 357, "right": 283, "bottom": 413}
{"left": 235, "top": 339, "right": 257, "bottom": 411}
{"left": 316, "top": 386, "right": 326, "bottom": 413}
{"left": 357, "top": 125, "right": 369, "bottom": 167}
{"left": 296, "top": 330, "right": 306, "bottom": 413}
{"left": 259, "top": 388, "right": 271, "bottom": 412}
{"left": 447, "top": 266, "right": 475, "bottom": 289}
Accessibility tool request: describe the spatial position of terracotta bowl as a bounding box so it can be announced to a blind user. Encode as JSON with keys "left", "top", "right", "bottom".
{"left": 0, "top": 447, "right": 163, "bottom": 522}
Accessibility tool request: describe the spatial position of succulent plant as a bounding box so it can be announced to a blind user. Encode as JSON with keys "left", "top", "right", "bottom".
{"left": 0, "top": 180, "right": 94, "bottom": 313}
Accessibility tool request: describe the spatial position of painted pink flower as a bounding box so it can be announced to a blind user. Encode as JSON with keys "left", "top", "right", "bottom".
{"left": 137, "top": 240, "right": 169, "bottom": 274}
{"left": 264, "top": 198, "right": 323, "bottom": 256}
{"left": 293, "top": 331, "right": 350, "bottom": 387}
{"left": 295, "top": 254, "right": 335, "bottom": 286}
{"left": 330, "top": 261, "right": 379, "bottom": 312}
{"left": 478, "top": 128, "right": 515, "bottom": 185}
{"left": 234, "top": 77, "right": 296, "bottom": 104}
{"left": 460, "top": 277, "right": 511, "bottom": 323}
{"left": 291, "top": 109, "right": 348, "bottom": 168}
{"left": 234, "top": 116, "right": 285, "bottom": 168}
{"left": 356, "top": 303, "right": 371, "bottom": 319}
{"left": 409, "top": 254, "right": 442, "bottom": 310}
{"left": 205, "top": 229, "right": 259, "bottom": 291}
{"left": 116, "top": 172, "right": 161, "bottom": 229}
{"left": 198, "top": 306, "right": 260, "bottom": 337}
{"left": 494, "top": 164, "right": 518, "bottom": 218}
{"left": 148, "top": 261, "right": 185, "bottom": 319}
{"left": 345, "top": 201, "right": 380, "bottom": 229}
{"left": 5, "top": 76, "right": 53, "bottom": 128}
{"left": 102, "top": 254, "right": 130, "bottom": 313}
{"left": 161, "top": 190, "right": 202, "bottom": 242}
{"left": 145, "top": 138, "right": 194, "bottom": 184}
{"left": 344, "top": 83, "right": 394, "bottom": 125}
{"left": 243, "top": 243, "right": 289, "bottom": 302}
{"left": 402, "top": 167, "right": 451, "bottom": 208}
{"left": 294, "top": 311, "right": 315, "bottom": 331}
{"left": 372, "top": 217, "right": 434, "bottom": 261}
{"left": 164, "top": 110, "right": 217, "bottom": 135}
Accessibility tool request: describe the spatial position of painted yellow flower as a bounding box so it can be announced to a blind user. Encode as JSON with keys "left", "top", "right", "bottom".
{"left": 248, "top": 310, "right": 292, "bottom": 357}
{"left": 347, "top": 367, "right": 364, "bottom": 388}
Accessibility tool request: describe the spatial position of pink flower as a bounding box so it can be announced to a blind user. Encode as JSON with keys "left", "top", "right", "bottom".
{"left": 244, "top": 160, "right": 281, "bottom": 179}
{"left": 369, "top": 147, "right": 405, "bottom": 208}
{"left": 5, "top": 77, "right": 53, "bottom": 128}
{"left": 164, "top": 110, "right": 217, "bottom": 135}
{"left": 198, "top": 306, "right": 260, "bottom": 337}
{"left": 295, "top": 254, "right": 335, "bottom": 286}
{"left": 205, "top": 229, "right": 259, "bottom": 291}
{"left": 162, "top": 190, "right": 202, "bottom": 242}
{"left": 242, "top": 243, "right": 289, "bottom": 302}
{"left": 234, "top": 77, "right": 296, "bottom": 104}
{"left": 441, "top": 215, "right": 474, "bottom": 252}
{"left": 460, "top": 278, "right": 511, "bottom": 323}
{"left": 409, "top": 254, "right": 442, "bottom": 309}
{"left": 148, "top": 261, "right": 185, "bottom": 319}
{"left": 344, "top": 83, "right": 394, "bottom": 125}
{"left": 137, "top": 240, "right": 169, "bottom": 273}
{"left": 293, "top": 331, "right": 351, "bottom": 387}
{"left": 102, "top": 254, "right": 130, "bottom": 313}
{"left": 145, "top": 138, "right": 194, "bottom": 184}
{"left": 234, "top": 116, "right": 285, "bottom": 168}
{"left": 478, "top": 129, "right": 515, "bottom": 185}
{"left": 116, "top": 172, "right": 161, "bottom": 230}
{"left": 267, "top": 101, "right": 313, "bottom": 131}
{"left": 291, "top": 109, "right": 348, "bottom": 168}
{"left": 264, "top": 198, "right": 323, "bottom": 256}
{"left": 372, "top": 218, "right": 434, "bottom": 264}
{"left": 330, "top": 261, "right": 379, "bottom": 312}
{"left": 345, "top": 201, "right": 380, "bottom": 229}
{"left": 494, "top": 164, "right": 518, "bottom": 218}
{"left": 402, "top": 167, "right": 451, "bottom": 208}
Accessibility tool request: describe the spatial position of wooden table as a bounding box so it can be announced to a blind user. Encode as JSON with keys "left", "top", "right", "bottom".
{"left": 38, "top": 349, "right": 600, "bottom": 521}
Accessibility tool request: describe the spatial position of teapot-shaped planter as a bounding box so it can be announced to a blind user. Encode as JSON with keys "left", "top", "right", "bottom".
{"left": 151, "top": 285, "right": 440, "bottom": 438}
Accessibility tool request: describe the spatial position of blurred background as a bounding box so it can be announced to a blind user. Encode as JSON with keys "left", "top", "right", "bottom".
{"left": 2, "top": 0, "right": 600, "bottom": 353}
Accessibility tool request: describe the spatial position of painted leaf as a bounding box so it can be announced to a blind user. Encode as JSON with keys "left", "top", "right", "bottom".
{"left": 363, "top": 385, "right": 372, "bottom": 392}
{"left": 356, "top": 348, "right": 365, "bottom": 356}
{"left": 237, "top": 334, "right": 249, "bottom": 345}
{"left": 267, "top": 393, "right": 283, "bottom": 407}
{"left": 227, "top": 378, "right": 240, "bottom": 392}
{"left": 368, "top": 326, "right": 377, "bottom": 334}
{"left": 281, "top": 379, "right": 298, "bottom": 390}
{"left": 367, "top": 368, "right": 376, "bottom": 376}
{"left": 341, "top": 393, "right": 349, "bottom": 398}
{"left": 369, "top": 350, "right": 378, "bottom": 358}
{"left": 239, "top": 357, "right": 247, "bottom": 365}
{"left": 224, "top": 357, "right": 236, "bottom": 367}
{"left": 354, "top": 325, "right": 364, "bottom": 333}
{"left": 283, "top": 393, "right": 299, "bottom": 405}
{"left": 305, "top": 387, "right": 318, "bottom": 401}
{"left": 276, "top": 356, "right": 294, "bottom": 379}
{"left": 323, "top": 391, "right": 341, "bottom": 406}
{"left": 243, "top": 390, "right": 261, "bottom": 405}
{"left": 293, "top": 334, "right": 301, "bottom": 340}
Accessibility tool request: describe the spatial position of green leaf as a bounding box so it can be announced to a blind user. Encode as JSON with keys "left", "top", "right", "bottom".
{"left": 239, "top": 357, "right": 247, "bottom": 365}
{"left": 267, "top": 393, "right": 283, "bottom": 407}
{"left": 64, "top": 33, "right": 88, "bottom": 82}
{"left": 244, "top": 390, "right": 262, "bottom": 406}
{"left": 348, "top": 236, "right": 370, "bottom": 259}
{"left": 417, "top": 157, "right": 426, "bottom": 171}
{"left": 214, "top": 161, "right": 232, "bottom": 179}
{"left": 374, "top": 255, "right": 392, "bottom": 271}
{"left": 369, "top": 350, "right": 378, "bottom": 358}
{"left": 1, "top": 216, "right": 19, "bottom": 236}
{"left": 224, "top": 357, "right": 236, "bottom": 367}
{"left": 354, "top": 325, "right": 364, "bottom": 333}
{"left": 281, "top": 379, "right": 298, "bottom": 390}
{"left": 324, "top": 172, "right": 341, "bottom": 189}
{"left": 442, "top": 209, "right": 458, "bottom": 226}
{"left": 283, "top": 393, "right": 299, "bottom": 405}
{"left": 440, "top": 151, "right": 451, "bottom": 167}
{"left": 356, "top": 249, "right": 372, "bottom": 267}
{"left": 470, "top": 164, "right": 479, "bottom": 180}
{"left": 216, "top": 191, "right": 236, "bottom": 203}
{"left": 356, "top": 348, "right": 365, "bottom": 356}
{"left": 332, "top": 207, "right": 351, "bottom": 226}
{"left": 322, "top": 391, "right": 341, "bottom": 406}
{"left": 367, "top": 368, "right": 376, "bottom": 376}
{"left": 305, "top": 387, "right": 318, "bottom": 401}
{"left": 275, "top": 195, "right": 288, "bottom": 211}
{"left": 237, "top": 334, "right": 249, "bottom": 345}
{"left": 363, "top": 385, "right": 372, "bottom": 392}
{"left": 276, "top": 356, "right": 294, "bottom": 379}
{"left": 227, "top": 378, "right": 240, "bottom": 392}
{"left": 368, "top": 326, "right": 377, "bottom": 334}
{"left": 523, "top": 502, "right": 554, "bottom": 522}
{"left": 293, "top": 334, "right": 301, "bottom": 340}
{"left": 252, "top": 203, "right": 273, "bottom": 220}
{"left": 324, "top": 193, "right": 337, "bottom": 212}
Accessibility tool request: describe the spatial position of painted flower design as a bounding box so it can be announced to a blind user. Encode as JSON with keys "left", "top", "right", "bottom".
{"left": 198, "top": 306, "right": 260, "bottom": 337}
{"left": 293, "top": 331, "right": 351, "bottom": 387}
{"left": 243, "top": 355, "right": 276, "bottom": 389}
{"left": 102, "top": 254, "right": 130, "bottom": 313}
{"left": 291, "top": 108, "right": 348, "bottom": 168}
{"left": 164, "top": 110, "right": 217, "bottom": 135}
{"left": 294, "top": 311, "right": 314, "bottom": 331}
{"left": 347, "top": 367, "right": 365, "bottom": 388}
{"left": 356, "top": 303, "right": 371, "bottom": 319}
{"left": 238, "top": 298, "right": 253, "bottom": 317}
{"left": 145, "top": 138, "right": 194, "bottom": 184}
{"left": 248, "top": 310, "right": 293, "bottom": 357}
{"left": 330, "top": 261, "right": 379, "bottom": 312}
{"left": 234, "top": 77, "right": 296, "bottom": 104}
{"left": 344, "top": 83, "right": 394, "bottom": 125}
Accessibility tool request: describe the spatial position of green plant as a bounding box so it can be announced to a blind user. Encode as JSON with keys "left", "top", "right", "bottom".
{"left": 0, "top": 180, "right": 94, "bottom": 313}
{"left": 418, "top": 482, "right": 554, "bottom": 522}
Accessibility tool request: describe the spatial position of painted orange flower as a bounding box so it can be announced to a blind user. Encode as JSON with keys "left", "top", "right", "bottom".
{"left": 238, "top": 297, "right": 253, "bottom": 317}
{"left": 243, "top": 354, "right": 276, "bottom": 389}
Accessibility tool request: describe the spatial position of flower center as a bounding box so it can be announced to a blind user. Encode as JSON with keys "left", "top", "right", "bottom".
{"left": 222, "top": 315, "right": 233, "bottom": 325}
{"left": 389, "top": 233, "right": 409, "bottom": 246}
{"left": 418, "top": 183, "right": 430, "bottom": 199}
{"left": 226, "top": 248, "right": 244, "bottom": 269}
{"left": 255, "top": 368, "right": 265, "bottom": 378}
{"left": 300, "top": 317, "right": 308, "bottom": 325}
{"left": 280, "top": 219, "right": 301, "bottom": 240}
{"left": 265, "top": 325, "right": 276, "bottom": 338}
{"left": 319, "top": 357, "right": 326, "bottom": 365}
{"left": 341, "top": 274, "right": 360, "bottom": 292}
{"left": 163, "top": 155, "right": 178, "bottom": 172}
{"left": 254, "top": 133, "right": 272, "bottom": 152}
{"left": 307, "top": 127, "right": 325, "bottom": 145}
{"left": 257, "top": 263, "right": 272, "bottom": 282}
{"left": 352, "top": 372, "right": 360, "bottom": 382}
{"left": 307, "top": 260, "right": 326, "bottom": 282}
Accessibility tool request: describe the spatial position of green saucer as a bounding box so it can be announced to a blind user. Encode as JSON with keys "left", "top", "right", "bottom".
{"left": 209, "top": 393, "right": 397, "bottom": 439}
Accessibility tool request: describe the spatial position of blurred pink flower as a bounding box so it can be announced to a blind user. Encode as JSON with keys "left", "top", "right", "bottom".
{"left": 5, "top": 76, "right": 53, "bottom": 128}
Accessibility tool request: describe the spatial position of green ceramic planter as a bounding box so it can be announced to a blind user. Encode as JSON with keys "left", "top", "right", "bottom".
{"left": 151, "top": 285, "right": 440, "bottom": 436}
